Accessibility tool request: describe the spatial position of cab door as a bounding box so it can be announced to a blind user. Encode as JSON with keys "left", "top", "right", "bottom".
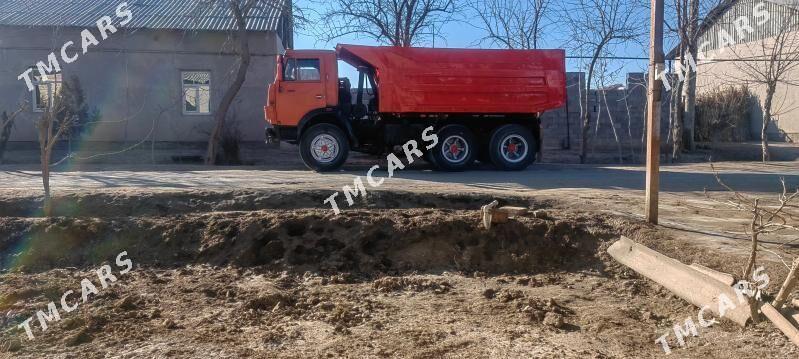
{"left": 275, "top": 57, "right": 327, "bottom": 126}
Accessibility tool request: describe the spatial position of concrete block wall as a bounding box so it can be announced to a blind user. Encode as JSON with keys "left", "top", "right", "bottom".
{"left": 540, "top": 72, "right": 671, "bottom": 160}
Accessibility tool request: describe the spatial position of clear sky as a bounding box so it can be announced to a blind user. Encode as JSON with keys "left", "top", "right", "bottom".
{"left": 292, "top": 1, "right": 659, "bottom": 86}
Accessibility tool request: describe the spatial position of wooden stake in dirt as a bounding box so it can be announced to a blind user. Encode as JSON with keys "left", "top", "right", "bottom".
{"left": 481, "top": 201, "right": 529, "bottom": 230}
{"left": 761, "top": 303, "right": 799, "bottom": 347}
{"left": 608, "top": 237, "right": 752, "bottom": 326}
{"left": 773, "top": 258, "right": 799, "bottom": 310}
{"left": 645, "top": 0, "right": 665, "bottom": 225}
{"left": 481, "top": 201, "right": 500, "bottom": 230}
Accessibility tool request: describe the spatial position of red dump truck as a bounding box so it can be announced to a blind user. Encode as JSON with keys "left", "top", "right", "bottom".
{"left": 265, "top": 45, "right": 566, "bottom": 171}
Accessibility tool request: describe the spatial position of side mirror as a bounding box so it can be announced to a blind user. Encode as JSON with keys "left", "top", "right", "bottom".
{"left": 276, "top": 56, "right": 284, "bottom": 81}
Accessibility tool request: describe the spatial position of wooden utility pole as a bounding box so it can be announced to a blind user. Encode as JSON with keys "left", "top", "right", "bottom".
{"left": 645, "top": 0, "right": 665, "bottom": 224}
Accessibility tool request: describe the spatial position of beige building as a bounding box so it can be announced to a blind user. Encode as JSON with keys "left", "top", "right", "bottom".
{"left": 0, "top": 0, "right": 292, "bottom": 147}
{"left": 688, "top": 0, "right": 799, "bottom": 142}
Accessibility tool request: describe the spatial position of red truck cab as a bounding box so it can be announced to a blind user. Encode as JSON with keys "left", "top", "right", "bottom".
{"left": 266, "top": 45, "right": 566, "bottom": 172}
{"left": 266, "top": 50, "right": 339, "bottom": 128}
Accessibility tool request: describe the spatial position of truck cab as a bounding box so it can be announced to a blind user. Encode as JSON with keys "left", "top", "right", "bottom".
{"left": 265, "top": 49, "right": 340, "bottom": 140}
{"left": 265, "top": 45, "right": 566, "bottom": 172}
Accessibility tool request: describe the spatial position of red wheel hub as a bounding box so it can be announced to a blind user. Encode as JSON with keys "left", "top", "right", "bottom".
{"left": 507, "top": 143, "right": 518, "bottom": 154}
{"left": 449, "top": 143, "right": 460, "bottom": 155}
{"left": 321, "top": 145, "right": 329, "bottom": 153}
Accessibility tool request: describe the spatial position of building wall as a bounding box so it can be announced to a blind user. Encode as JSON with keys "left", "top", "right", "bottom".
{"left": 0, "top": 26, "right": 282, "bottom": 143}
{"left": 688, "top": 0, "right": 799, "bottom": 142}
{"left": 694, "top": 32, "right": 799, "bottom": 142}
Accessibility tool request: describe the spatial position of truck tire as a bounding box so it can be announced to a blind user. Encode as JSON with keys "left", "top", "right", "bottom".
{"left": 299, "top": 123, "right": 350, "bottom": 172}
{"left": 430, "top": 125, "right": 476, "bottom": 171}
{"left": 488, "top": 124, "right": 537, "bottom": 171}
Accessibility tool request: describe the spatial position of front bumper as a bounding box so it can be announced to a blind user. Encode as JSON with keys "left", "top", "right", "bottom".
{"left": 265, "top": 127, "right": 279, "bottom": 145}
{"left": 265, "top": 126, "right": 299, "bottom": 145}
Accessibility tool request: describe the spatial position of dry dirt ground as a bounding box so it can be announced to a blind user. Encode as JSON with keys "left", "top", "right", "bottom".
{"left": 0, "top": 161, "right": 798, "bottom": 358}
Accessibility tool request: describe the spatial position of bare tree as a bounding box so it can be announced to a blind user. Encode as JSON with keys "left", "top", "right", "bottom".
{"left": 206, "top": 0, "right": 258, "bottom": 165}
{"left": 317, "top": 0, "right": 457, "bottom": 47}
{"left": 665, "top": 0, "right": 724, "bottom": 159}
{"left": 35, "top": 77, "right": 83, "bottom": 216}
{"left": 467, "top": 0, "right": 551, "bottom": 49}
{"left": 205, "top": 0, "right": 303, "bottom": 165}
{"left": 563, "top": 0, "right": 646, "bottom": 164}
{"left": 596, "top": 59, "right": 625, "bottom": 163}
{"left": 706, "top": 164, "right": 799, "bottom": 315}
{"left": 708, "top": 164, "right": 798, "bottom": 278}
{"left": 730, "top": 8, "right": 799, "bottom": 162}
{"left": 679, "top": 0, "right": 701, "bottom": 153}
{"left": 0, "top": 104, "right": 26, "bottom": 164}
{"left": 666, "top": 0, "right": 699, "bottom": 159}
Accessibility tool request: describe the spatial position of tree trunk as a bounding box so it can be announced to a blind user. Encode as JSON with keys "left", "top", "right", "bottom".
{"left": 42, "top": 150, "right": 52, "bottom": 216}
{"left": 684, "top": 0, "right": 699, "bottom": 151}
{"left": 601, "top": 88, "right": 623, "bottom": 163}
{"left": 682, "top": 57, "right": 698, "bottom": 151}
{"left": 0, "top": 112, "right": 13, "bottom": 164}
{"left": 37, "top": 120, "right": 53, "bottom": 216}
{"left": 580, "top": 55, "right": 600, "bottom": 164}
{"left": 206, "top": 4, "right": 253, "bottom": 165}
{"left": 772, "top": 257, "right": 799, "bottom": 309}
{"left": 743, "top": 205, "right": 759, "bottom": 281}
{"left": 671, "top": 50, "right": 685, "bottom": 162}
{"left": 671, "top": 83, "right": 684, "bottom": 162}
{"left": 761, "top": 85, "right": 775, "bottom": 162}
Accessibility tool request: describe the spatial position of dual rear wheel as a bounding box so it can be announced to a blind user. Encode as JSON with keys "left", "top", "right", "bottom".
{"left": 428, "top": 125, "right": 477, "bottom": 171}
{"left": 487, "top": 124, "right": 537, "bottom": 171}
{"left": 429, "top": 124, "right": 537, "bottom": 171}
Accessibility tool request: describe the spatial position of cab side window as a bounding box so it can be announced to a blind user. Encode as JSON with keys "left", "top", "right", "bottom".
{"left": 297, "top": 59, "right": 320, "bottom": 81}
{"left": 283, "top": 58, "right": 320, "bottom": 81}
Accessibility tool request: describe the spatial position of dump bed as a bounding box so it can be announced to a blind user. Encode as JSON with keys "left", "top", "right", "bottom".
{"left": 337, "top": 45, "right": 566, "bottom": 115}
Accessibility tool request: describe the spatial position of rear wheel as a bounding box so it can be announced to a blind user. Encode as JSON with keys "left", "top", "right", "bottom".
{"left": 430, "top": 125, "right": 476, "bottom": 171}
{"left": 488, "top": 124, "right": 537, "bottom": 171}
{"left": 299, "top": 123, "right": 350, "bottom": 172}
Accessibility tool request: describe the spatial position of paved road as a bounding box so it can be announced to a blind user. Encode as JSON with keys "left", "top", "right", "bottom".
{"left": 0, "top": 161, "right": 796, "bottom": 195}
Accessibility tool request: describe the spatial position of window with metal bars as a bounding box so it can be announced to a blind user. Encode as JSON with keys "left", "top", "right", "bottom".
{"left": 182, "top": 71, "right": 211, "bottom": 115}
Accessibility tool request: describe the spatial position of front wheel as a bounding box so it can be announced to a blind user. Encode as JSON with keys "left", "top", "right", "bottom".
{"left": 299, "top": 123, "right": 350, "bottom": 172}
{"left": 430, "top": 125, "right": 477, "bottom": 171}
{"left": 488, "top": 124, "right": 537, "bottom": 171}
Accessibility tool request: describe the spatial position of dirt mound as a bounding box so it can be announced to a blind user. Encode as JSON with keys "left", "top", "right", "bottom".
{"left": 0, "top": 190, "right": 540, "bottom": 218}
{"left": 0, "top": 209, "right": 611, "bottom": 275}
{"left": 1, "top": 196, "right": 796, "bottom": 358}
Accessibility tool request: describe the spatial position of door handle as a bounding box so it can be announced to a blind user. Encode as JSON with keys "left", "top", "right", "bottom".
{"left": 286, "top": 89, "right": 296, "bottom": 93}
{"left": 316, "top": 95, "right": 324, "bottom": 99}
